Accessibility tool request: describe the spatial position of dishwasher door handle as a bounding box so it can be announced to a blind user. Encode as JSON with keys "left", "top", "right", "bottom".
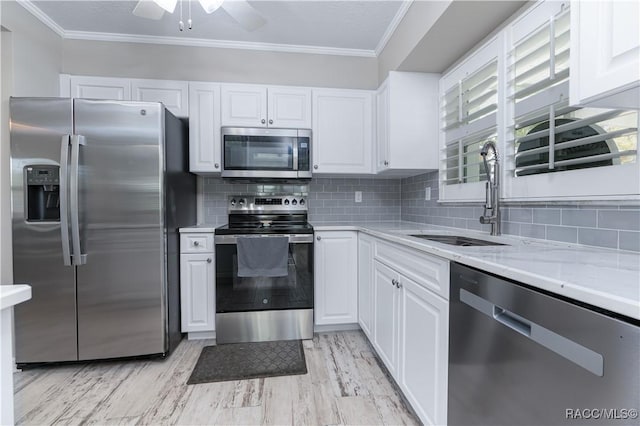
{"left": 460, "top": 288, "right": 604, "bottom": 376}
{"left": 493, "top": 307, "right": 531, "bottom": 337}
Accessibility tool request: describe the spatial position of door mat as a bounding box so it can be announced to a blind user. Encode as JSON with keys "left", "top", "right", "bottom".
{"left": 187, "top": 340, "right": 307, "bottom": 385}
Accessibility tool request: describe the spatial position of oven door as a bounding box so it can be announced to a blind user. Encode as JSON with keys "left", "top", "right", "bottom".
{"left": 221, "top": 127, "right": 306, "bottom": 179}
{"left": 215, "top": 234, "right": 314, "bottom": 313}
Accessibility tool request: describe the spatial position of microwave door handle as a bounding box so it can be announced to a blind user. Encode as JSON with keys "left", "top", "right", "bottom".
{"left": 59, "top": 135, "right": 72, "bottom": 266}
{"left": 292, "top": 138, "right": 299, "bottom": 171}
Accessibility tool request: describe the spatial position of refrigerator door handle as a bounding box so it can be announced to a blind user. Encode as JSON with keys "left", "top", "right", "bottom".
{"left": 70, "top": 134, "right": 87, "bottom": 265}
{"left": 60, "top": 135, "right": 72, "bottom": 266}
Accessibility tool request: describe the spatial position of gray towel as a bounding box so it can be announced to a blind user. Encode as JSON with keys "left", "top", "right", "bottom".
{"left": 236, "top": 236, "right": 289, "bottom": 277}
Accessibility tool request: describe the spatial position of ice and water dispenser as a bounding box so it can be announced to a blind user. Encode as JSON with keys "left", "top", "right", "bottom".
{"left": 25, "top": 165, "right": 60, "bottom": 222}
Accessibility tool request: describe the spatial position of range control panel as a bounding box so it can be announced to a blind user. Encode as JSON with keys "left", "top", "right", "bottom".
{"left": 228, "top": 195, "right": 307, "bottom": 212}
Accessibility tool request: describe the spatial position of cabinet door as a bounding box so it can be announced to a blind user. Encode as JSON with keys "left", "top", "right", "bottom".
{"left": 312, "top": 89, "right": 374, "bottom": 174}
{"left": 571, "top": 0, "right": 640, "bottom": 109}
{"left": 221, "top": 85, "right": 268, "bottom": 127}
{"left": 70, "top": 76, "right": 131, "bottom": 100}
{"left": 180, "top": 253, "right": 215, "bottom": 332}
{"left": 267, "top": 87, "right": 312, "bottom": 128}
{"left": 357, "top": 234, "right": 374, "bottom": 339}
{"left": 188, "top": 82, "right": 221, "bottom": 173}
{"left": 398, "top": 276, "right": 448, "bottom": 426}
{"left": 314, "top": 231, "right": 358, "bottom": 325}
{"left": 131, "top": 79, "right": 189, "bottom": 117}
{"left": 376, "top": 81, "right": 390, "bottom": 172}
{"left": 373, "top": 260, "right": 399, "bottom": 376}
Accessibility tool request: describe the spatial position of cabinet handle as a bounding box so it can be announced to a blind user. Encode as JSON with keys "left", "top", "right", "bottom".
{"left": 314, "top": 165, "right": 318, "bottom": 170}
{"left": 206, "top": 258, "right": 212, "bottom": 263}
{"left": 261, "top": 119, "right": 266, "bottom": 124}
{"left": 396, "top": 281, "right": 402, "bottom": 289}
{"left": 269, "top": 119, "right": 273, "bottom": 125}
{"left": 391, "top": 279, "right": 397, "bottom": 286}
{"left": 384, "top": 160, "right": 389, "bottom": 166}
{"left": 214, "top": 163, "right": 219, "bottom": 169}
{"left": 193, "top": 241, "right": 199, "bottom": 246}
{"left": 316, "top": 235, "right": 321, "bottom": 241}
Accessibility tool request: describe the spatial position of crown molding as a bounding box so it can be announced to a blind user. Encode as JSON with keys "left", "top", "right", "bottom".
{"left": 374, "top": 0, "right": 413, "bottom": 56}
{"left": 16, "top": 0, "right": 65, "bottom": 37}
{"left": 63, "top": 30, "right": 377, "bottom": 57}
{"left": 16, "top": 0, "right": 397, "bottom": 58}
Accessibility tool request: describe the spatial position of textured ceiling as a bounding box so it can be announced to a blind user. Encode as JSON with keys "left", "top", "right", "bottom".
{"left": 32, "top": 0, "right": 404, "bottom": 50}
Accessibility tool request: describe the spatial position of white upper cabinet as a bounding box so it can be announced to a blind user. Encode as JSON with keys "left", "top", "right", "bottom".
{"left": 376, "top": 72, "right": 440, "bottom": 175}
{"left": 314, "top": 231, "right": 358, "bottom": 325}
{"left": 131, "top": 79, "right": 189, "bottom": 117}
{"left": 221, "top": 84, "right": 268, "bottom": 127}
{"left": 67, "top": 76, "right": 131, "bottom": 100}
{"left": 221, "top": 84, "right": 311, "bottom": 128}
{"left": 570, "top": 0, "right": 640, "bottom": 109}
{"left": 267, "top": 87, "right": 312, "bottom": 128}
{"left": 188, "top": 82, "right": 221, "bottom": 174}
{"left": 312, "top": 89, "right": 374, "bottom": 174}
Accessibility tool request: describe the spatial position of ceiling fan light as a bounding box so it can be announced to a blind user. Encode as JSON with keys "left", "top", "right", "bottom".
{"left": 153, "top": 0, "right": 178, "bottom": 13}
{"left": 199, "top": 0, "right": 224, "bottom": 14}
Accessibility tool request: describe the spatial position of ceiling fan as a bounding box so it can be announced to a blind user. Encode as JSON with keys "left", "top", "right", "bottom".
{"left": 133, "top": 0, "right": 266, "bottom": 31}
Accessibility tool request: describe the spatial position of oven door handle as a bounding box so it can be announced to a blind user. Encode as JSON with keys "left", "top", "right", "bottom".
{"left": 215, "top": 234, "right": 314, "bottom": 244}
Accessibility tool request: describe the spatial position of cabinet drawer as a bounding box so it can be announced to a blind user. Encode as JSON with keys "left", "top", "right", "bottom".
{"left": 374, "top": 239, "right": 449, "bottom": 300}
{"left": 180, "top": 233, "right": 214, "bottom": 253}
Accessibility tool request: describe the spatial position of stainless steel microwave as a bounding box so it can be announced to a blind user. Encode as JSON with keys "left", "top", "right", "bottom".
{"left": 221, "top": 127, "right": 312, "bottom": 179}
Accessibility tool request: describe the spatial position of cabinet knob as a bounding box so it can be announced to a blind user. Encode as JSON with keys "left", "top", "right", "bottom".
{"left": 214, "top": 163, "right": 219, "bottom": 169}
{"left": 261, "top": 119, "right": 266, "bottom": 124}
{"left": 314, "top": 165, "right": 318, "bottom": 170}
{"left": 193, "top": 241, "right": 199, "bottom": 246}
{"left": 206, "top": 258, "right": 212, "bottom": 263}
{"left": 269, "top": 119, "right": 273, "bottom": 125}
{"left": 384, "top": 160, "right": 389, "bottom": 166}
{"left": 396, "top": 281, "right": 402, "bottom": 289}
{"left": 391, "top": 279, "right": 397, "bottom": 286}
{"left": 316, "top": 235, "right": 321, "bottom": 241}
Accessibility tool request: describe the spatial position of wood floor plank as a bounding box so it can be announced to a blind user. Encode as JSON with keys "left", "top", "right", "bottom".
{"left": 336, "top": 395, "right": 384, "bottom": 426}
{"left": 13, "top": 331, "right": 418, "bottom": 426}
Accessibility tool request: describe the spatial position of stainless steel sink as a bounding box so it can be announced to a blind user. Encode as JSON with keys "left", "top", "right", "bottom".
{"left": 409, "top": 234, "right": 508, "bottom": 247}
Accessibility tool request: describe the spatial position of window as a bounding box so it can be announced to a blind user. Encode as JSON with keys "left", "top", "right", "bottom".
{"left": 440, "top": 36, "right": 502, "bottom": 202}
{"left": 505, "top": 1, "right": 639, "bottom": 200}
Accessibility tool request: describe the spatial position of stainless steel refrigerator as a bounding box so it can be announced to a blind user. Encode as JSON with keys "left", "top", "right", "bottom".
{"left": 10, "top": 97, "right": 196, "bottom": 364}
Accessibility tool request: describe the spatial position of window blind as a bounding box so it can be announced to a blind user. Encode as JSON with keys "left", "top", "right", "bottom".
{"left": 444, "top": 129, "right": 496, "bottom": 185}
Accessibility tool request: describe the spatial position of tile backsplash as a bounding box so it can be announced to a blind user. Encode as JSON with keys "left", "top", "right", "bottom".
{"left": 200, "top": 172, "right": 639, "bottom": 252}
{"left": 201, "top": 176, "right": 401, "bottom": 225}
{"left": 401, "top": 171, "right": 640, "bottom": 252}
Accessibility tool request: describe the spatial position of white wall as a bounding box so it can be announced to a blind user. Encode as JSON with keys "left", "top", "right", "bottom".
{"left": 0, "top": 1, "right": 62, "bottom": 97}
{"left": 1, "top": 28, "right": 12, "bottom": 287}
{"left": 61, "top": 39, "right": 379, "bottom": 89}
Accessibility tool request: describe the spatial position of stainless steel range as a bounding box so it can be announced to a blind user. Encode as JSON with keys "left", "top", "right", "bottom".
{"left": 214, "top": 195, "right": 314, "bottom": 344}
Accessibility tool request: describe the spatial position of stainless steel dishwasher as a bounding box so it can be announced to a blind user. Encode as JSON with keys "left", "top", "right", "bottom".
{"left": 449, "top": 263, "right": 640, "bottom": 426}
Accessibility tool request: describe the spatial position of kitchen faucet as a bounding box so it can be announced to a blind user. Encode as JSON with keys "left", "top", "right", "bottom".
{"left": 479, "top": 141, "right": 501, "bottom": 236}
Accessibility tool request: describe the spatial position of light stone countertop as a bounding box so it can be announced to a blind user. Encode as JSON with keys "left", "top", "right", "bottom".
{"left": 312, "top": 221, "right": 640, "bottom": 321}
{"left": 180, "top": 221, "right": 640, "bottom": 320}
{"left": 0, "top": 285, "right": 32, "bottom": 311}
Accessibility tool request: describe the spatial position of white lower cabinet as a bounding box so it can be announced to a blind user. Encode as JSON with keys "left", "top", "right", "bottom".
{"left": 373, "top": 260, "right": 400, "bottom": 377}
{"left": 314, "top": 231, "right": 358, "bottom": 325}
{"left": 398, "top": 274, "right": 449, "bottom": 426}
{"left": 357, "top": 233, "right": 374, "bottom": 339}
{"left": 180, "top": 234, "right": 215, "bottom": 339}
{"left": 367, "top": 236, "right": 449, "bottom": 426}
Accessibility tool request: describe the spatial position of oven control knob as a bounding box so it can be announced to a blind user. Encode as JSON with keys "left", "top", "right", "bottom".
{"left": 284, "top": 199, "right": 290, "bottom": 205}
{"left": 239, "top": 198, "right": 246, "bottom": 206}
{"left": 299, "top": 199, "right": 305, "bottom": 205}
{"left": 230, "top": 199, "right": 236, "bottom": 206}
{"left": 292, "top": 199, "right": 298, "bottom": 205}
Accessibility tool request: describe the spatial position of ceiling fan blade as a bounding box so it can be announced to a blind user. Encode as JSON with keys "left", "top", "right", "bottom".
{"left": 222, "top": 0, "right": 266, "bottom": 31}
{"left": 132, "top": 0, "right": 166, "bottom": 20}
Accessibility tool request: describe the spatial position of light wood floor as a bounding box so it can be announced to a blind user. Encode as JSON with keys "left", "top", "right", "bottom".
{"left": 14, "top": 331, "right": 420, "bottom": 425}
